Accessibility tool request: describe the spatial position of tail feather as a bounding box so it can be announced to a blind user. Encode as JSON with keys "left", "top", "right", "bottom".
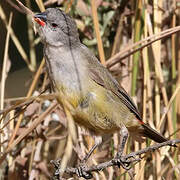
{"left": 142, "top": 123, "right": 167, "bottom": 143}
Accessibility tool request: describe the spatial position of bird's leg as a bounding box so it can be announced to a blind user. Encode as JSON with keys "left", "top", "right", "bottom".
{"left": 113, "top": 125, "right": 131, "bottom": 170}
{"left": 113, "top": 125, "right": 140, "bottom": 170}
{"left": 83, "top": 136, "right": 102, "bottom": 162}
{"left": 76, "top": 136, "right": 102, "bottom": 179}
{"left": 117, "top": 125, "right": 129, "bottom": 158}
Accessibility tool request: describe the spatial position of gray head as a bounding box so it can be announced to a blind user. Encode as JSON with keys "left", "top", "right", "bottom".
{"left": 34, "top": 8, "right": 80, "bottom": 46}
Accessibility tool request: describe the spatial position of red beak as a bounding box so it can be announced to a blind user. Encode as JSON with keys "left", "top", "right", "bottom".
{"left": 34, "top": 13, "right": 47, "bottom": 27}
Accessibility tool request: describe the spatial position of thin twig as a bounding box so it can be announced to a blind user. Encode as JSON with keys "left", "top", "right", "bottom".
{"left": 6, "top": 0, "right": 25, "bottom": 14}
{"left": 0, "top": 102, "right": 58, "bottom": 166}
{"left": 91, "top": 0, "right": 105, "bottom": 65}
{"left": 0, "top": 13, "right": 13, "bottom": 154}
{"left": 106, "top": 26, "right": 180, "bottom": 69}
{"left": 0, "top": 5, "right": 30, "bottom": 69}
{"left": 15, "top": 0, "right": 34, "bottom": 15}
{"left": 8, "top": 59, "right": 45, "bottom": 148}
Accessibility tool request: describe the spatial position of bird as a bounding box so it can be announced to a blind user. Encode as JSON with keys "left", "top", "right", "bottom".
{"left": 34, "top": 7, "right": 168, "bottom": 178}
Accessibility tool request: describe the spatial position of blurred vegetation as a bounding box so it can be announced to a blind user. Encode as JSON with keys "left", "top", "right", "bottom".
{"left": 0, "top": 0, "right": 180, "bottom": 179}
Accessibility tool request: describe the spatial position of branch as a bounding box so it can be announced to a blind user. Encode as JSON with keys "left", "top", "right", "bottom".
{"left": 106, "top": 26, "right": 180, "bottom": 69}
{"left": 14, "top": 0, "right": 34, "bottom": 16}
{"left": 51, "top": 139, "right": 180, "bottom": 179}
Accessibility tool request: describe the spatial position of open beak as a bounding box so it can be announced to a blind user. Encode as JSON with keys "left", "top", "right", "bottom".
{"left": 34, "top": 12, "right": 47, "bottom": 27}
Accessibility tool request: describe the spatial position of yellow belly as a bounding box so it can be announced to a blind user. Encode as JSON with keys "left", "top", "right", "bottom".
{"left": 55, "top": 81, "right": 140, "bottom": 135}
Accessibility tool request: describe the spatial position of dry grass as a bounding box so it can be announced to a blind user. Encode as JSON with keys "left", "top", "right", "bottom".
{"left": 0, "top": 0, "right": 180, "bottom": 179}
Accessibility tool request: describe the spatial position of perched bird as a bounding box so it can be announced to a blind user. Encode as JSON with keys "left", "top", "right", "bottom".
{"left": 34, "top": 8, "right": 168, "bottom": 178}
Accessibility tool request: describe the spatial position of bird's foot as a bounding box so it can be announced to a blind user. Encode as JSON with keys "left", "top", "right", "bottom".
{"left": 51, "top": 159, "right": 62, "bottom": 180}
{"left": 113, "top": 153, "right": 141, "bottom": 170}
{"left": 51, "top": 159, "right": 92, "bottom": 179}
{"left": 75, "top": 162, "right": 93, "bottom": 179}
{"left": 113, "top": 155, "right": 131, "bottom": 170}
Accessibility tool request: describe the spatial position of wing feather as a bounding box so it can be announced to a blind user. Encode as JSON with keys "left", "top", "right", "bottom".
{"left": 80, "top": 44, "right": 142, "bottom": 120}
{"left": 88, "top": 63, "right": 142, "bottom": 120}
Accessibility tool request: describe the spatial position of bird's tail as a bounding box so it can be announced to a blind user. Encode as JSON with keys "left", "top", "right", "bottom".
{"left": 141, "top": 123, "right": 167, "bottom": 143}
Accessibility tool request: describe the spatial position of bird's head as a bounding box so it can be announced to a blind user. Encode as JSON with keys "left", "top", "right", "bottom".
{"left": 34, "top": 8, "right": 79, "bottom": 46}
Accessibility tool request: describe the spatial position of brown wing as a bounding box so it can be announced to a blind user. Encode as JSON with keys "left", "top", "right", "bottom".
{"left": 79, "top": 43, "right": 142, "bottom": 121}
{"left": 88, "top": 63, "right": 142, "bottom": 121}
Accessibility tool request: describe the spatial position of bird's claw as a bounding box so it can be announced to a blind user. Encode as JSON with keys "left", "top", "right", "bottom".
{"left": 51, "top": 159, "right": 93, "bottom": 179}
{"left": 51, "top": 159, "right": 62, "bottom": 180}
{"left": 75, "top": 163, "right": 93, "bottom": 179}
{"left": 113, "top": 156, "right": 131, "bottom": 170}
{"left": 113, "top": 153, "right": 141, "bottom": 170}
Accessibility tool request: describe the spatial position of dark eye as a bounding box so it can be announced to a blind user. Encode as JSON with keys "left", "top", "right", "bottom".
{"left": 51, "top": 23, "right": 58, "bottom": 28}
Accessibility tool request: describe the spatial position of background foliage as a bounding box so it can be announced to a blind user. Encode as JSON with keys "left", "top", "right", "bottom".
{"left": 0, "top": 0, "right": 180, "bottom": 179}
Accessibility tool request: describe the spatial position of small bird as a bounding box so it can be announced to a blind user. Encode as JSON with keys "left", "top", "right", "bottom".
{"left": 34, "top": 8, "right": 168, "bottom": 178}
